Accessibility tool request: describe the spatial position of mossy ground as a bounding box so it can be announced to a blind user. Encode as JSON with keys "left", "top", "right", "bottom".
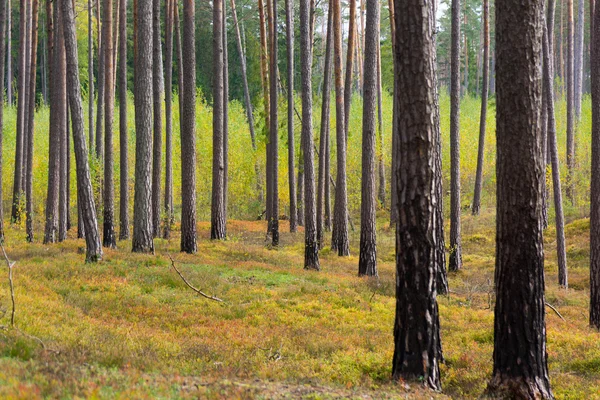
{"left": 0, "top": 210, "right": 597, "bottom": 399}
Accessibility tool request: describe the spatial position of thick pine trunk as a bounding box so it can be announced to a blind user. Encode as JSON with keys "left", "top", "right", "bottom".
{"left": 286, "top": 0, "right": 297, "bottom": 233}
{"left": 268, "top": 0, "right": 279, "bottom": 246}
{"left": 331, "top": 0, "right": 349, "bottom": 256}
{"left": 487, "top": 0, "right": 553, "bottom": 396}
{"left": 61, "top": 0, "right": 102, "bottom": 262}
{"left": 299, "top": 0, "right": 319, "bottom": 270}
{"left": 103, "top": 0, "right": 116, "bottom": 248}
{"left": 392, "top": 0, "right": 442, "bottom": 389}
{"left": 590, "top": 0, "right": 600, "bottom": 329}
{"left": 119, "top": 0, "right": 129, "bottom": 240}
{"left": 151, "top": 0, "right": 162, "bottom": 238}
{"left": 358, "top": 0, "right": 379, "bottom": 277}
{"left": 388, "top": 0, "right": 398, "bottom": 226}
{"left": 180, "top": 0, "right": 197, "bottom": 253}
{"left": 132, "top": 0, "right": 155, "bottom": 253}
{"left": 449, "top": 0, "right": 462, "bottom": 271}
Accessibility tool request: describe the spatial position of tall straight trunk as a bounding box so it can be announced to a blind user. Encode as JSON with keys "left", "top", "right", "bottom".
{"left": 574, "top": 0, "right": 584, "bottom": 119}
{"left": 0, "top": 0, "right": 6, "bottom": 240}
{"left": 163, "top": 0, "right": 173, "bottom": 238}
{"left": 462, "top": 13, "right": 468, "bottom": 96}
{"left": 376, "top": 35, "right": 385, "bottom": 207}
{"left": 151, "top": 0, "right": 162, "bottom": 237}
{"left": 487, "top": 0, "right": 552, "bottom": 396}
{"left": 388, "top": 0, "right": 398, "bottom": 226}
{"left": 299, "top": 0, "right": 319, "bottom": 269}
{"left": 174, "top": 0, "right": 183, "bottom": 137}
{"left": 60, "top": 0, "right": 102, "bottom": 262}
{"left": 132, "top": 0, "right": 155, "bottom": 253}
{"left": 590, "top": 0, "right": 600, "bottom": 329}
{"left": 211, "top": 0, "right": 226, "bottom": 240}
{"left": 230, "top": 0, "right": 256, "bottom": 148}
{"left": 449, "top": 0, "right": 462, "bottom": 271}
{"left": 268, "top": 0, "right": 279, "bottom": 246}
{"left": 317, "top": 4, "right": 333, "bottom": 249}
{"left": 103, "top": 0, "right": 116, "bottom": 248}
{"left": 543, "top": 16, "right": 568, "bottom": 289}
{"left": 286, "top": 0, "right": 297, "bottom": 233}
{"left": 6, "top": 0, "right": 11, "bottom": 107}
{"left": 343, "top": 0, "right": 356, "bottom": 140}
{"left": 119, "top": 0, "right": 129, "bottom": 240}
{"left": 358, "top": 0, "right": 379, "bottom": 277}
{"left": 25, "top": 0, "right": 39, "bottom": 242}
{"left": 472, "top": 0, "right": 489, "bottom": 216}
{"left": 180, "top": 0, "right": 197, "bottom": 253}
{"left": 12, "top": 0, "right": 27, "bottom": 223}
{"left": 44, "top": 3, "right": 62, "bottom": 244}
{"left": 223, "top": 0, "right": 229, "bottom": 223}
{"left": 88, "top": 0, "right": 94, "bottom": 153}
{"left": 66, "top": 106, "right": 72, "bottom": 232}
{"left": 22, "top": 0, "right": 30, "bottom": 195}
{"left": 566, "top": 0, "right": 575, "bottom": 203}
{"left": 560, "top": 0, "right": 565, "bottom": 84}
{"left": 258, "top": 0, "right": 270, "bottom": 222}
{"left": 45, "top": 0, "right": 52, "bottom": 103}
{"left": 392, "top": 0, "right": 442, "bottom": 389}
{"left": 331, "top": 0, "right": 349, "bottom": 256}
{"left": 61, "top": 103, "right": 69, "bottom": 239}
{"left": 96, "top": 0, "right": 104, "bottom": 162}
{"left": 297, "top": 153, "right": 304, "bottom": 226}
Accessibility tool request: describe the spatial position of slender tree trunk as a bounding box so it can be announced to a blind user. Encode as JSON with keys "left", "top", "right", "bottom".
{"left": 543, "top": 18, "right": 568, "bottom": 289}
{"left": 21, "top": 0, "right": 30, "bottom": 197}
{"left": 151, "top": 0, "right": 162, "bottom": 238}
{"left": 268, "top": 0, "right": 279, "bottom": 246}
{"left": 358, "top": 0, "right": 379, "bottom": 277}
{"left": 25, "top": 0, "right": 39, "bottom": 242}
{"left": 132, "top": 0, "right": 155, "bottom": 253}
{"left": 297, "top": 155, "right": 304, "bottom": 226}
{"left": 258, "top": 0, "right": 270, "bottom": 222}
{"left": 317, "top": 4, "right": 333, "bottom": 249}
{"left": 343, "top": 0, "right": 356, "bottom": 140}
{"left": 449, "top": 0, "right": 462, "bottom": 271}
{"left": 174, "top": 0, "right": 183, "bottom": 141}
{"left": 119, "top": 0, "right": 129, "bottom": 240}
{"left": 180, "top": 0, "right": 197, "bottom": 253}
{"left": 574, "top": 0, "right": 584, "bottom": 119}
{"left": 96, "top": 0, "right": 104, "bottom": 162}
{"left": 61, "top": 0, "right": 102, "bottom": 261}
{"left": 392, "top": 0, "right": 442, "bottom": 389}
{"left": 88, "top": 0, "right": 94, "bottom": 155}
{"left": 299, "top": 0, "right": 319, "bottom": 269}
{"left": 388, "top": 0, "right": 398, "bottom": 226}
{"left": 566, "top": 0, "right": 575, "bottom": 203}
{"left": 223, "top": 1, "right": 229, "bottom": 224}
{"left": 163, "top": 0, "right": 173, "bottom": 238}
{"left": 331, "top": 0, "right": 349, "bottom": 256}
{"left": 472, "top": 0, "right": 489, "bottom": 216}
{"left": 63, "top": 105, "right": 71, "bottom": 236}
{"left": 487, "top": 0, "right": 553, "bottom": 396}
{"left": 12, "top": 0, "right": 27, "bottom": 223}
{"left": 590, "top": 0, "right": 600, "bottom": 329}
{"left": 103, "top": 0, "right": 116, "bottom": 248}
{"left": 286, "top": 0, "right": 297, "bottom": 233}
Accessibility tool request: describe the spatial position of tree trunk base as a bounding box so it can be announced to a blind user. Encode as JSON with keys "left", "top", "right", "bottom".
{"left": 487, "top": 374, "right": 553, "bottom": 400}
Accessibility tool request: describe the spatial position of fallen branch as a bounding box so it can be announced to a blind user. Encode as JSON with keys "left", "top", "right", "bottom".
{"left": 168, "top": 254, "right": 224, "bottom": 302}
{"left": 0, "top": 242, "right": 16, "bottom": 327}
{"left": 545, "top": 302, "right": 566, "bottom": 322}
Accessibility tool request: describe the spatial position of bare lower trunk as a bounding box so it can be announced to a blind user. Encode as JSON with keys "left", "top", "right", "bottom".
{"left": 163, "top": 0, "right": 173, "bottom": 239}
{"left": 119, "top": 0, "right": 129, "bottom": 240}
{"left": 96, "top": 0, "right": 104, "bottom": 162}
{"left": 151, "top": 0, "right": 162, "bottom": 238}
{"left": 268, "top": 0, "right": 279, "bottom": 247}
{"left": 88, "top": 0, "right": 94, "bottom": 150}
{"left": 103, "top": 0, "right": 116, "bottom": 248}
{"left": 286, "top": 0, "right": 297, "bottom": 233}
{"left": 590, "top": 0, "right": 600, "bottom": 329}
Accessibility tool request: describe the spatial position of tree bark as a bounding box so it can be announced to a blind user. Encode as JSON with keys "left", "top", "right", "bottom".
{"left": 449, "top": 0, "right": 462, "bottom": 271}
{"left": 61, "top": 0, "right": 103, "bottom": 262}
{"left": 88, "top": 0, "right": 94, "bottom": 149}
{"left": 163, "top": 0, "right": 173, "bottom": 239}
{"left": 268, "top": 0, "right": 279, "bottom": 246}
{"left": 119, "top": 0, "right": 129, "bottom": 240}
{"left": 472, "top": 0, "right": 489, "bottom": 216}
{"left": 566, "top": 0, "right": 575, "bottom": 204}
{"left": 331, "top": 0, "right": 349, "bottom": 256}
{"left": 487, "top": 0, "right": 553, "bottom": 396}
{"left": 258, "top": 0, "right": 270, "bottom": 222}
{"left": 103, "top": 0, "right": 116, "bottom": 248}
{"left": 96, "top": 0, "right": 104, "bottom": 162}
{"left": 343, "top": 0, "right": 356, "bottom": 141}
{"left": 388, "top": 0, "right": 398, "bottom": 226}
{"left": 286, "top": 0, "right": 297, "bottom": 233}
{"left": 392, "top": 0, "right": 442, "bottom": 389}
{"left": 299, "top": 0, "right": 319, "bottom": 270}
{"left": 590, "top": 0, "right": 600, "bottom": 329}
{"left": 317, "top": 3, "right": 333, "bottom": 249}
{"left": 132, "top": 0, "right": 155, "bottom": 253}
{"left": 223, "top": 0, "right": 229, "bottom": 224}
{"left": 180, "top": 0, "right": 197, "bottom": 253}
{"left": 151, "top": 0, "right": 162, "bottom": 238}
{"left": 358, "top": 0, "right": 378, "bottom": 277}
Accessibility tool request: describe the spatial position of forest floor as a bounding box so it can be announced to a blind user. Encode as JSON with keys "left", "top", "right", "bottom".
{"left": 0, "top": 210, "right": 598, "bottom": 399}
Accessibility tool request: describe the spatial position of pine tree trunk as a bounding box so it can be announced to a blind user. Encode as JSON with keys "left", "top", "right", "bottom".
{"left": 96, "top": 0, "right": 104, "bottom": 162}
{"left": 163, "top": 0, "right": 173, "bottom": 239}
{"left": 132, "top": 0, "right": 155, "bottom": 253}
{"left": 449, "top": 0, "right": 462, "bottom": 271}
{"left": 317, "top": 4, "right": 333, "bottom": 249}
{"left": 223, "top": 2, "right": 229, "bottom": 224}
{"left": 174, "top": 0, "right": 183, "bottom": 141}
{"left": 6, "top": 0, "right": 12, "bottom": 107}
{"left": 590, "top": 0, "right": 600, "bottom": 329}
{"left": 331, "top": 0, "right": 349, "bottom": 256}
{"left": 388, "top": 0, "right": 398, "bottom": 226}
{"left": 297, "top": 155, "right": 304, "bottom": 227}
{"left": 25, "top": 0, "right": 39, "bottom": 242}
{"left": 61, "top": 0, "right": 102, "bottom": 261}
{"left": 180, "top": 0, "right": 197, "bottom": 253}
{"left": 299, "top": 0, "right": 319, "bottom": 270}
{"left": 119, "top": 0, "right": 129, "bottom": 240}
{"left": 268, "top": 0, "right": 279, "bottom": 246}
{"left": 286, "top": 0, "right": 297, "bottom": 233}
{"left": 566, "top": 0, "right": 575, "bottom": 203}
{"left": 103, "top": 0, "right": 116, "bottom": 248}
{"left": 22, "top": 0, "right": 30, "bottom": 197}
{"left": 88, "top": 0, "right": 94, "bottom": 156}
{"left": 392, "top": 0, "right": 442, "bottom": 388}
{"left": 358, "top": 0, "right": 379, "bottom": 277}
{"left": 343, "top": 0, "right": 356, "bottom": 140}
{"left": 487, "top": 0, "right": 553, "bottom": 396}
{"left": 12, "top": 0, "right": 27, "bottom": 223}
{"left": 472, "top": 0, "right": 489, "bottom": 216}
{"left": 258, "top": 0, "right": 270, "bottom": 222}
{"left": 151, "top": 0, "right": 162, "bottom": 238}
{"left": 574, "top": 0, "right": 584, "bottom": 120}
